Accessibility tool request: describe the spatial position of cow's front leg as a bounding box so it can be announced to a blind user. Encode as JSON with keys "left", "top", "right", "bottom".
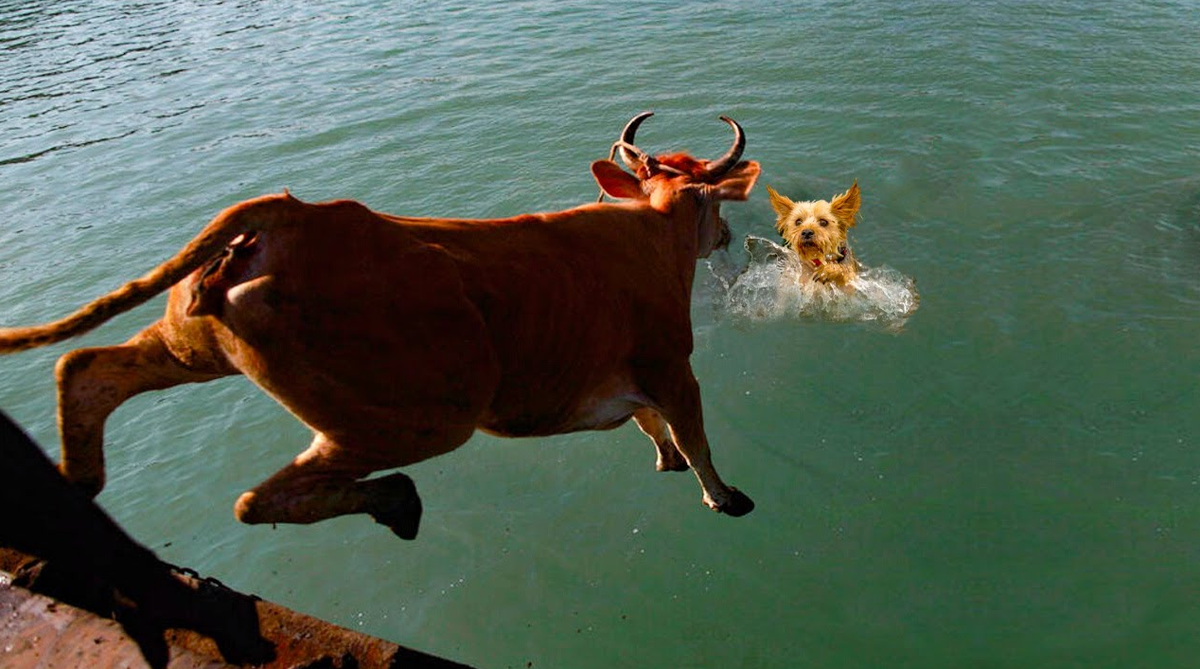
{"left": 633, "top": 408, "right": 688, "bottom": 472}
{"left": 641, "top": 363, "right": 754, "bottom": 517}
{"left": 233, "top": 434, "right": 423, "bottom": 539}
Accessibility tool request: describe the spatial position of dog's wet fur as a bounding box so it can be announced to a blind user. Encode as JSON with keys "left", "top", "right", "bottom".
{"left": 766, "top": 182, "right": 861, "bottom": 287}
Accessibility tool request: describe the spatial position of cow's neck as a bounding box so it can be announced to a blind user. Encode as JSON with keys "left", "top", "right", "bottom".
{"left": 669, "top": 196, "right": 708, "bottom": 295}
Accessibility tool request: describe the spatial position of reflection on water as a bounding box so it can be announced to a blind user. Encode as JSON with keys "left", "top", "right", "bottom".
{"left": 715, "top": 235, "right": 920, "bottom": 330}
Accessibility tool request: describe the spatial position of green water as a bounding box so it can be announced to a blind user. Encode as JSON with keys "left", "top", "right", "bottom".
{"left": 2, "top": 2, "right": 1199, "bottom": 667}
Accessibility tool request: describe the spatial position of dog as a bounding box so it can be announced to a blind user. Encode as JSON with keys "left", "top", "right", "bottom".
{"left": 766, "top": 182, "right": 861, "bottom": 287}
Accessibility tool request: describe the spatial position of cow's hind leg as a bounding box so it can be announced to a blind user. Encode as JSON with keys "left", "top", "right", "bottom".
{"left": 633, "top": 408, "right": 689, "bottom": 472}
{"left": 233, "top": 434, "right": 426, "bottom": 539}
{"left": 56, "top": 324, "right": 228, "bottom": 496}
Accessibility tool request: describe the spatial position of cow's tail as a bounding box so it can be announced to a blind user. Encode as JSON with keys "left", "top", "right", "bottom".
{"left": 0, "top": 192, "right": 301, "bottom": 354}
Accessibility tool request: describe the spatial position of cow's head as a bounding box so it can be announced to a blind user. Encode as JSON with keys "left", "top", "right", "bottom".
{"left": 591, "top": 112, "right": 761, "bottom": 258}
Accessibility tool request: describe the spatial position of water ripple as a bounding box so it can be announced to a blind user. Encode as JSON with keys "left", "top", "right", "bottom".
{"left": 715, "top": 236, "right": 920, "bottom": 331}
{"left": 0, "top": 129, "right": 138, "bottom": 166}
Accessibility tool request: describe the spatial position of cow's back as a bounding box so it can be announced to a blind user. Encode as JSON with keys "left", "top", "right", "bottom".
{"left": 396, "top": 205, "right": 697, "bottom": 436}
{"left": 176, "top": 199, "right": 696, "bottom": 445}
{"left": 182, "top": 200, "right": 500, "bottom": 456}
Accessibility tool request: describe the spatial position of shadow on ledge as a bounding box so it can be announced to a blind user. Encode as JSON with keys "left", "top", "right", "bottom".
{"left": 0, "top": 409, "right": 475, "bottom": 669}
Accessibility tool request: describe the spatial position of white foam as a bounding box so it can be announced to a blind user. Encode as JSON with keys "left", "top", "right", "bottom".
{"left": 711, "top": 236, "right": 920, "bottom": 331}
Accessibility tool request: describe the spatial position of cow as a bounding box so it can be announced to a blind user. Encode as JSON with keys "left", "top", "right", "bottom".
{"left": 0, "top": 113, "right": 760, "bottom": 539}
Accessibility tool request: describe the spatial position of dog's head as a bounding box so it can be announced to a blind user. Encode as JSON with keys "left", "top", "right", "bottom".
{"left": 766, "top": 182, "right": 860, "bottom": 263}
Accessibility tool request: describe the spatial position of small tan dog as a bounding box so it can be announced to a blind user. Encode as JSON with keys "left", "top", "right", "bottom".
{"left": 766, "top": 182, "right": 861, "bottom": 287}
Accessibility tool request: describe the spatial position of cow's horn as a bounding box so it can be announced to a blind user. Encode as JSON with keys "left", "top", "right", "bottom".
{"left": 618, "top": 111, "right": 655, "bottom": 171}
{"left": 706, "top": 116, "right": 745, "bottom": 177}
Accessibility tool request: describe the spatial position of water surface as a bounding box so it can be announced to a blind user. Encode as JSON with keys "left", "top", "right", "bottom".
{"left": 2, "top": 2, "right": 1199, "bottom": 667}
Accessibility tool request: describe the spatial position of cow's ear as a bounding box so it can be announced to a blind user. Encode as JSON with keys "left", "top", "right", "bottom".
{"left": 591, "top": 160, "right": 644, "bottom": 200}
{"left": 709, "top": 161, "right": 761, "bottom": 201}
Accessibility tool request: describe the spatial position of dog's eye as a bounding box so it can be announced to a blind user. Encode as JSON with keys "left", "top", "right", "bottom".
{"left": 819, "top": 219, "right": 829, "bottom": 227}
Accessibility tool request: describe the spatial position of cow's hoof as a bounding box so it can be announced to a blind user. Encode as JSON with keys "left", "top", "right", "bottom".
{"left": 717, "top": 488, "right": 755, "bottom": 517}
{"left": 367, "top": 473, "right": 423, "bottom": 540}
{"left": 655, "top": 458, "right": 690, "bottom": 473}
{"left": 372, "top": 495, "right": 422, "bottom": 540}
{"left": 75, "top": 477, "right": 104, "bottom": 499}
{"left": 59, "top": 465, "right": 103, "bottom": 498}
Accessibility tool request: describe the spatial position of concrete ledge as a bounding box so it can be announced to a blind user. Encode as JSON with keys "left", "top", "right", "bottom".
{"left": 0, "top": 407, "right": 474, "bottom": 669}
{"left": 1, "top": 546, "right": 472, "bottom": 669}
{"left": 0, "top": 581, "right": 227, "bottom": 669}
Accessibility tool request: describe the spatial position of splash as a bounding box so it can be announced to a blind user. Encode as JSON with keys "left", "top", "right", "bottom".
{"left": 712, "top": 236, "right": 920, "bottom": 330}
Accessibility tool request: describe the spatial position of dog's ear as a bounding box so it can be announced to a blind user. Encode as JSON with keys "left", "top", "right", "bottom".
{"left": 831, "top": 181, "right": 861, "bottom": 228}
{"left": 766, "top": 186, "right": 795, "bottom": 232}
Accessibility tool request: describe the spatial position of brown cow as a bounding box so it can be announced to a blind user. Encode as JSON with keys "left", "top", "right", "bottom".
{"left": 0, "top": 113, "right": 759, "bottom": 538}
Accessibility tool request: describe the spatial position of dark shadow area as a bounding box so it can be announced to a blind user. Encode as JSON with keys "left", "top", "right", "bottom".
{"left": 0, "top": 408, "right": 274, "bottom": 668}
{"left": 0, "top": 408, "right": 479, "bottom": 668}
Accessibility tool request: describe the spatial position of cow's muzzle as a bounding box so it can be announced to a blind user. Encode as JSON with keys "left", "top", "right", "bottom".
{"left": 716, "top": 217, "right": 732, "bottom": 251}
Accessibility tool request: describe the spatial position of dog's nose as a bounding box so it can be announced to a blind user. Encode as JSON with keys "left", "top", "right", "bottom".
{"left": 801, "top": 229, "right": 814, "bottom": 240}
